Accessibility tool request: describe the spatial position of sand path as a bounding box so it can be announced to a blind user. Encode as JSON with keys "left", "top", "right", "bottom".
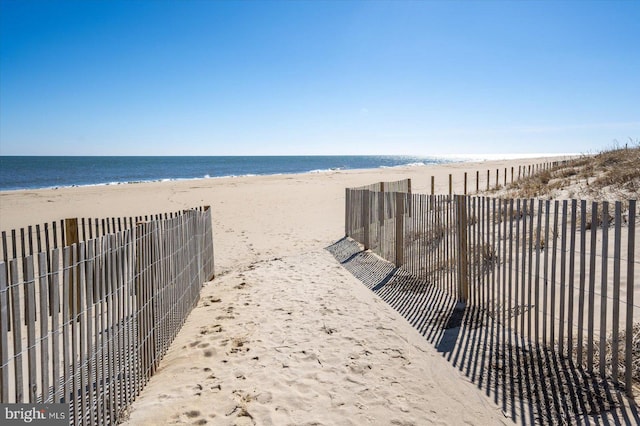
{"left": 122, "top": 250, "right": 508, "bottom": 425}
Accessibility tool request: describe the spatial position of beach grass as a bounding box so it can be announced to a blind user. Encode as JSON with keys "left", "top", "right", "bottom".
{"left": 488, "top": 144, "right": 640, "bottom": 202}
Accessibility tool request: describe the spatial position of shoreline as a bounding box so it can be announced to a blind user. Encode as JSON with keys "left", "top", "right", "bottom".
{"left": 0, "top": 153, "right": 576, "bottom": 193}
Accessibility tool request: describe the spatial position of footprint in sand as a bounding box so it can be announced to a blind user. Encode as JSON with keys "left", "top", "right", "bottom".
{"left": 200, "top": 324, "right": 223, "bottom": 335}
{"left": 229, "top": 337, "right": 250, "bottom": 355}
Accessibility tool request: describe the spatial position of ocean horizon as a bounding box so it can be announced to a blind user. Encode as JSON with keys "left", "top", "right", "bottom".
{"left": 0, "top": 154, "right": 573, "bottom": 191}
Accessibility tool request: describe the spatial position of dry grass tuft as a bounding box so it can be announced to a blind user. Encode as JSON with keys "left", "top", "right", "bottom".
{"left": 573, "top": 323, "right": 640, "bottom": 387}
{"left": 487, "top": 145, "right": 640, "bottom": 202}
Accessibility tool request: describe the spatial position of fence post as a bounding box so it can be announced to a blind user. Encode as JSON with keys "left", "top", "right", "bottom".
{"left": 345, "top": 188, "right": 350, "bottom": 237}
{"left": 486, "top": 170, "right": 490, "bottom": 191}
{"left": 431, "top": 176, "right": 435, "bottom": 195}
{"left": 449, "top": 174, "right": 452, "bottom": 196}
{"left": 395, "top": 192, "right": 405, "bottom": 267}
{"left": 476, "top": 171, "right": 479, "bottom": 193}
{"left": 625, "top": 199, "right": 636, "bottom": 396}
{"left": 379, "top": 183, "right": 385, "bottom": 254}
{"left": 407, "top": 179, "right": 413, "bottom": 217}
{"left": 464, "top": 172, "right": 467, "bottom": 195}
{"left": 456, "top": 195, "right": 469, "bottom": 303}
{"left": 64, "top": 218, "right": 80, "bottom": 320}
{"left": 363, "top": 190, "right": 370, "bottom": 250}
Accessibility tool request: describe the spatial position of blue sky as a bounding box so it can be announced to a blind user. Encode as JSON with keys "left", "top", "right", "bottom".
{"left": 1, "top": 0, "right": 638, "bottom": 156}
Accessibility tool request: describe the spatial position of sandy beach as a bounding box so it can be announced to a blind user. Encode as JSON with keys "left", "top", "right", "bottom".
{"left": 0, "top": 156, "right": 572, "bottom": 425}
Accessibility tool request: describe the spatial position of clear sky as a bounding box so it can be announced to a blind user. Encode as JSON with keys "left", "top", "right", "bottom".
{"left": 1, "top": 0, "right": 638, "bottom": 156}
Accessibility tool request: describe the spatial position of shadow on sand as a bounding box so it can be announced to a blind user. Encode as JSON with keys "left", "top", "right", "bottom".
{"left": 326, "top": 237, "right": 639, "bottom": 425}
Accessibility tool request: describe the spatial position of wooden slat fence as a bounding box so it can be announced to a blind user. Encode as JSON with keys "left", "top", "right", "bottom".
{"left": 0, "top": 206, "right": 214, "bottom": 424}
{"left": 432, "top": 159, "right": 571, "bottom": 195}
{"left": 346, "top": 181, "right": 639, "bottom": 396}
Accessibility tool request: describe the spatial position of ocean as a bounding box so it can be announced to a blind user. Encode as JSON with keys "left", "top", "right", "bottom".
{"left": 0, "top": 156, "right": 458, "bottom": 191}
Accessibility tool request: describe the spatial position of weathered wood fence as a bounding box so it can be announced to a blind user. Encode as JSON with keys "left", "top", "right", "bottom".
{"left": 0, "top": 207, "right": 214, "bottom": 424}
{"left": 346, "top": 179, "right": 639, "bottom": 395}
{"left": 433, "top": 159, "right": 571, "bottom": 195}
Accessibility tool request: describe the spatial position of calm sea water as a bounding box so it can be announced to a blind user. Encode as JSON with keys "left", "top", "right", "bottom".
{"left": 0, "top": 156, "right": 456, "bottom": 191}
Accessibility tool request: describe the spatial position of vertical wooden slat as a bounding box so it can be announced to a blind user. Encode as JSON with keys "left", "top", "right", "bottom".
{"left": 395, "top": 193, "right": 405, "bottom": 267}
{"left": 534, "top": 200, "right": 542, "bottom": 344}
{"left": 611, "top": 202, "right": 622, "bottom": 384}
{"left": 136, "top": 223, "right": 147, "bottom": 394}
{"left": 106, "top": 234, "right": 116, "bottom": 423}
{"left": 499, "top": 198, "right": 506, "bottom": 332}
{"left": 542, "top": 200, "right": 550, "bottom": 346}
{"left": 27, "top": 225, "right": 34, "bottom": 256}
{"left": 577, "top": 200, "right": 587, "bottom": 364}
{"left": 484, "top": 196, "right": 489, "bottom": 308}
{"left": 363, "top": 190, "right": 370, "bottom": 250}
{"left": 492, "top": 197, "right": 498, "bottom": 322}
{"left": 124, "top": 229, "right": 134, "bottom": 406}
{"left": 625, "top": 200, "right": 636, "bottom": 396}
{"left": 598, "top": 202, "right": 609, "bottom": 378}
{"left": 44, "top": 223, "right": 54, "bottom": 317}
{"left": 527, "top": 199, "right": 534, "bottom": 340}
{"left": 550, "top": 200, "right": 559, "bottom": 346}
{"left": 36, "top": 224, "right": 42, "bottom": 254}
{"left": 519, "top": 199, "right": 527, "bottom": 336}
{"left": 587, "top": 203, "right": 598, "bottom": 371}
{"left": 97, "top": 237, "right": 108, "bottom": 423}
{"left": 567, "top": 200, "right": 577, "bottom": 357}
{"left": 464, "top": 172, "right": 467, "bottom": 195}
{"left": 24, "top": 256, "right": 37, "bottom": 402}
{"left": 83, "top": 241, "right": 99, "bottom": 424}
{"left": 456, "top": 195, "right": 469, "bottom": 303}
{"left": 1, "top": 231, "right": 7, "bottom": 263}
{"left": 62, "top": 246, "right": 72, "bottom": 406}
{"left": 9, "top": 258, "right": 24, "bottom": 402}
{"left": 115, "top": 231, "right": 126, "bottom": 415}
{"left": 50, "top": 249, "right": 61, "bottom": 404}
{"left": 514, "top": 199, "right": 521, "bottom": 337}
{"left": 378, "top": 184, "right": 385, "bottom": 255}
{"left": 345, "top": 189, "right": 350, "bottom": 237}
{"left": 65, "top": 218, "right": 80, "bottom": 322}
{"left": 38, "top": 254, "right": 50, "bottom": 404}
{"left": 70, "top": 244, "right": 80, "bottom": 424}
{"left": 1, "top": 231, "right": 8, "bottom": 338}
{"left": 507, "top": 199, "right": 514, "bottom": 333}
{"left": 559, "top": 201, "right": 568, "bottom": 354}
{"left": 473, "top": 197, "right": 479, "bottom": 306}
{"left": 77, "top": 242, "right": 88, "bottom": 425}
{"left": 0, "top": 262, "right": 8, "bottom": 403}
{"left": 11, "top": 229, "right": 17, "bottom": 259}
{"left": 81, "top": 218, "right": 86, "bottom": 242}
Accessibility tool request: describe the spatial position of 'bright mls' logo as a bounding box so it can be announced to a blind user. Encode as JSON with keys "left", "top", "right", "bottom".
{"left": 1, "top": 404, "right": 67, "bottom": 425}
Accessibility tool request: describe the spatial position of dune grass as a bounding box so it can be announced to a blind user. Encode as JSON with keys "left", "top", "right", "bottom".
{"left": 488, "top": 143, "right": 640, "bottom": 202}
